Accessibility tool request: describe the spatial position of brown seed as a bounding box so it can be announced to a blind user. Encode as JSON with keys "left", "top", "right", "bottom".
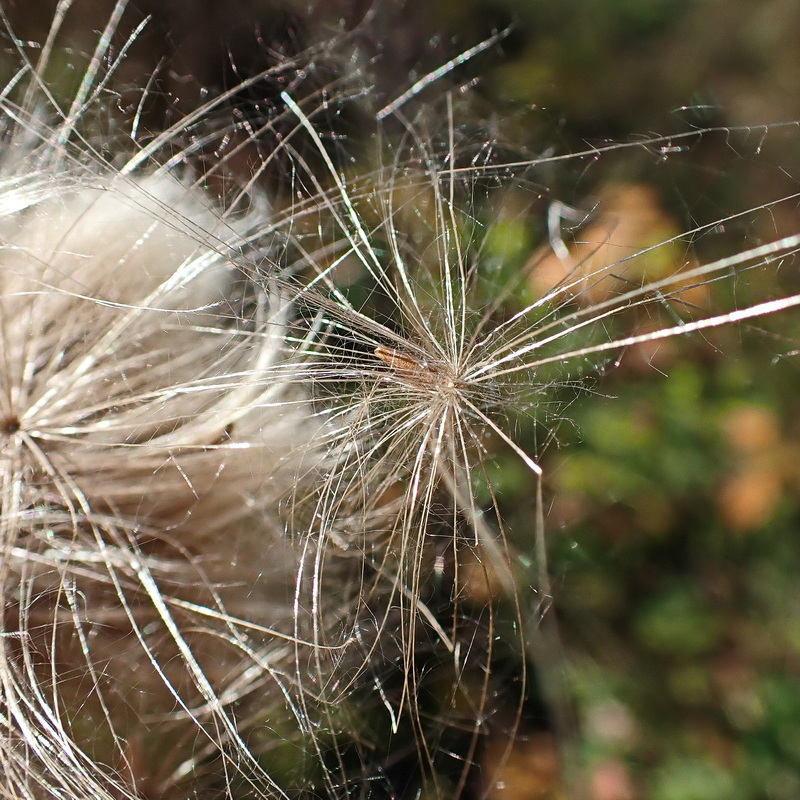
{"left": 1, "top": 415, "right": 21, "bottom": 435}
{"left": 374, "top": 345, "right": 425, "bottom": 375}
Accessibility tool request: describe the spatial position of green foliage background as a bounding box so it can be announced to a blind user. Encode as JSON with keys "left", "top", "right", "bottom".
{"left": 455, "top": 3, "right": 800, "bottom": 798}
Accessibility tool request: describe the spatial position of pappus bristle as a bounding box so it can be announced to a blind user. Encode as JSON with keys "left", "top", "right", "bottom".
{"left": 277, "top": 88, "right": 800, "bottom": 797}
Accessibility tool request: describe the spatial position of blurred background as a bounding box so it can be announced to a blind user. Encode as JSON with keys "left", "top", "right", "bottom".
{"left": 5, "top": 1, "right": 800, "bottom": 798}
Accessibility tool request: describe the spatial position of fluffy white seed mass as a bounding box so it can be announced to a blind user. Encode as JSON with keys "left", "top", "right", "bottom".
{"left": 0, "top": 173, "right": 326, "bottom": 794}
{"left": 0, "top": 8, "right": 345, "bottom": 794}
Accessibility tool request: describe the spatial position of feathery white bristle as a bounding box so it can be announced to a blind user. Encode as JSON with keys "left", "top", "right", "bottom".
{"left": 0, "top": 20, "right": 337, "bottom": 787}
